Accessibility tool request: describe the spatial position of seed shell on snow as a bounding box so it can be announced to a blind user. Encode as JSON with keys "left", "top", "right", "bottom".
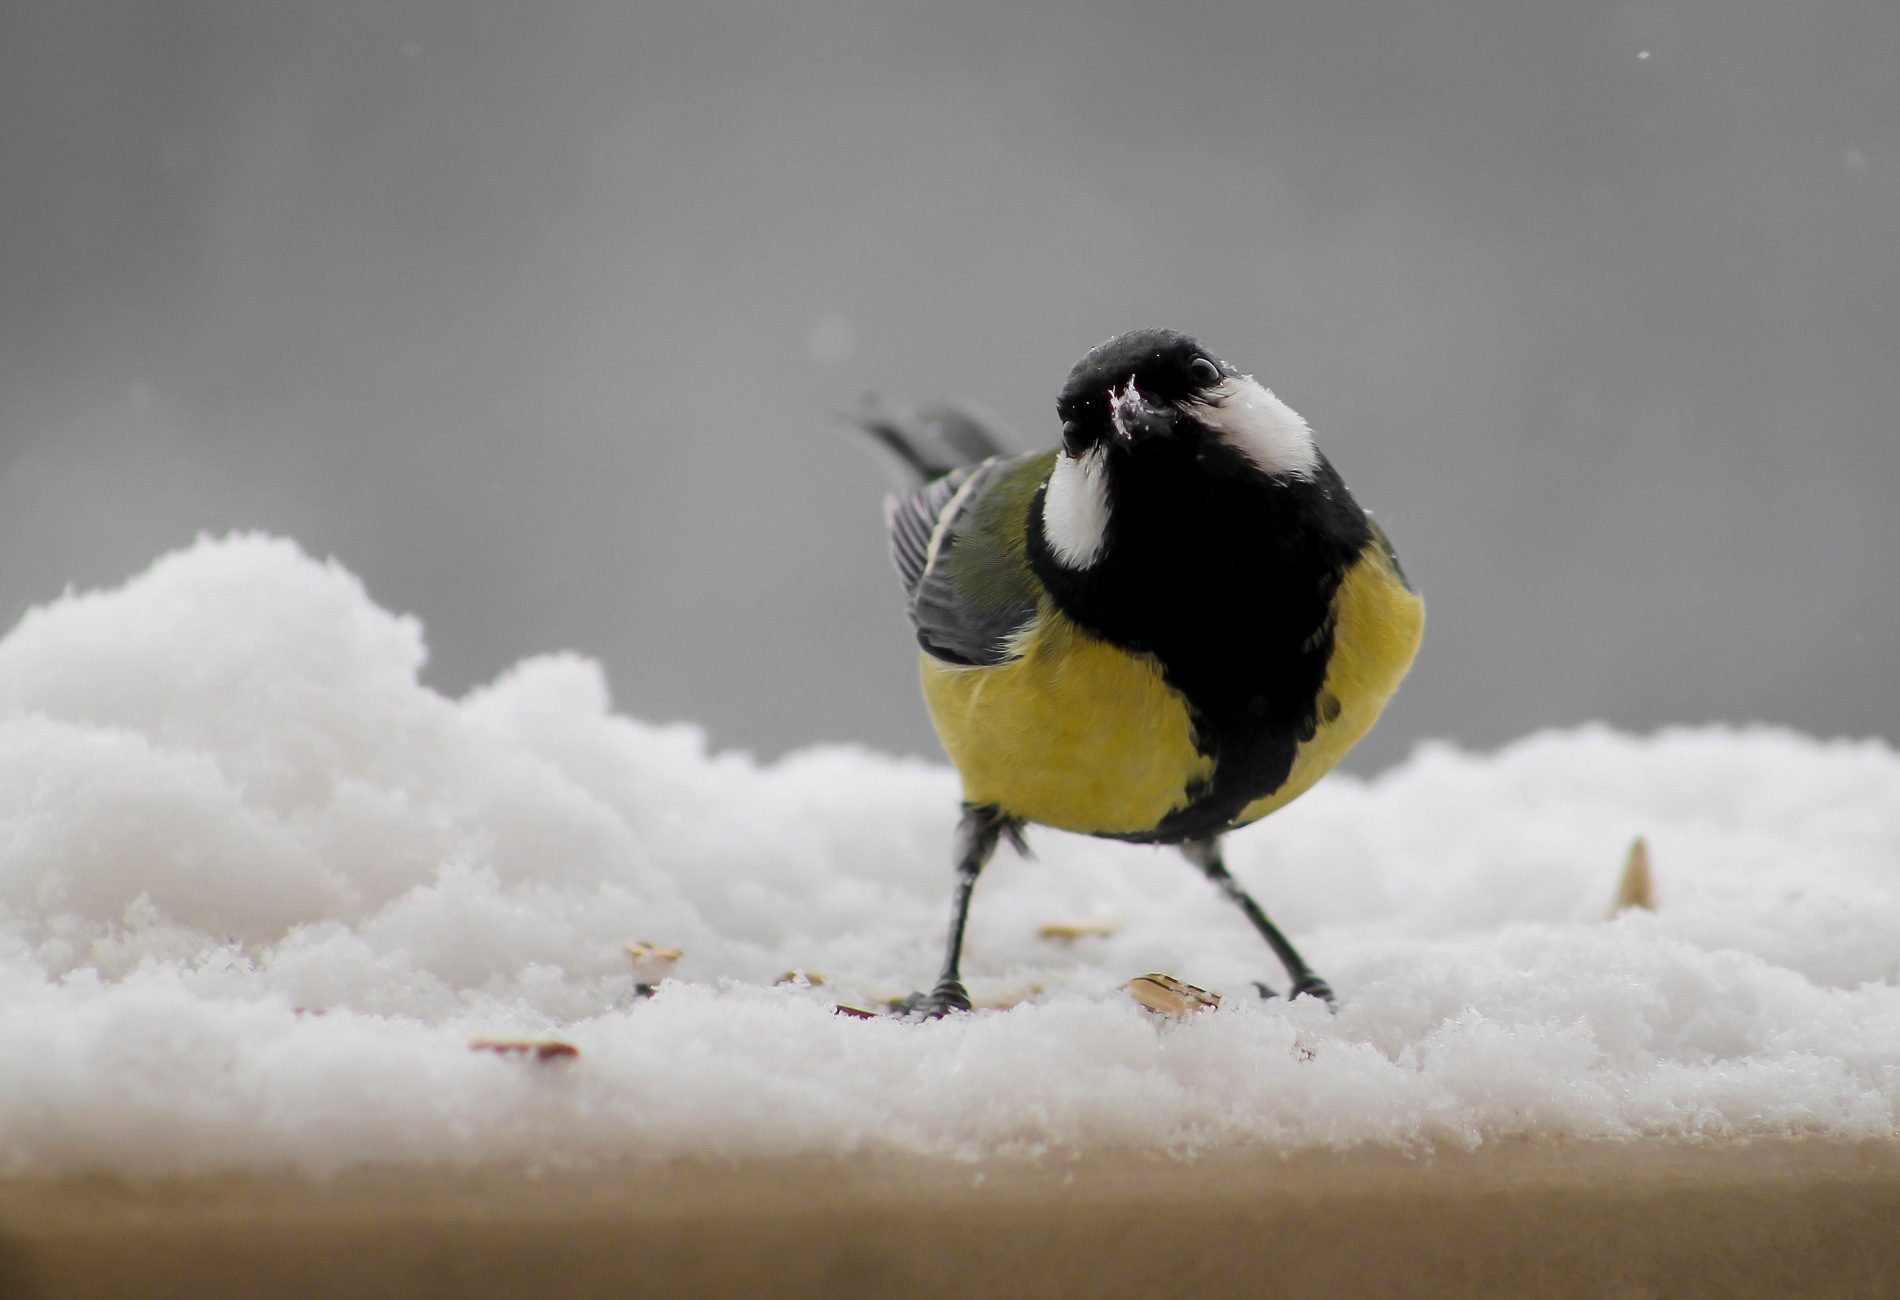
{"left": 1125, "top": 974, "right": 1221, "bottom": 1017}
{"left": 470, "top": 1038, "right": 581, "bottom": 1062}
{"left": 1609, "top": 836, "right": 1657, "bottom": 916}
{"left": 1037, "top": 921, "right": 1121, "bottom": 944}
{"left": 626, "top": 941, "right": 683, "bottom": 970}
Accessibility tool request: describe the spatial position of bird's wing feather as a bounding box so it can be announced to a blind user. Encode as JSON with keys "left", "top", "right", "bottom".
{"left": 885, "top": 464, "right": 981, "bottom": 596}
{"left": 901, "top": 453, "right": 1052, "bottom": 667}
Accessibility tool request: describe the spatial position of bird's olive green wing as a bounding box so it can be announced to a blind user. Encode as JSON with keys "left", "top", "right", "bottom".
{"left": 899, "top": 452, "right": 1054, "bottom": 667}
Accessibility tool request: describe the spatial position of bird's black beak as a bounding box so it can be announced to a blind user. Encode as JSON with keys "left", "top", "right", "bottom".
{"left": 1106, "top": 377, "right": 1174, "bottom": 448}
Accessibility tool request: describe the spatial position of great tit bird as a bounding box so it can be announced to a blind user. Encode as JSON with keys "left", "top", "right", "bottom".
{"left": 864, "top": 329, "right": 1423, "bottom": 1019}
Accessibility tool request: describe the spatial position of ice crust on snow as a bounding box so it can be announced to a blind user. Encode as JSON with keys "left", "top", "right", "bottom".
{"left": 0, "top": 534, "right": 1896, "bottom": 1176}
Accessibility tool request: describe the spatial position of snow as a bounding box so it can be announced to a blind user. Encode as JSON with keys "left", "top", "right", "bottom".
{"left": 0, "top": 534, "right": 1895, "bottom": 1176}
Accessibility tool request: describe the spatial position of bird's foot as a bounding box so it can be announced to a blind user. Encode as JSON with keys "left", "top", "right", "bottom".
{"left": 1255, "top": 976, "right": 1337, "bottom": 1008}
{"left": 1289, "top": 974, "right": 1337, "bottom": 1008}
{"left": 889, "top": 979, "right": 972, "bottom": 1022}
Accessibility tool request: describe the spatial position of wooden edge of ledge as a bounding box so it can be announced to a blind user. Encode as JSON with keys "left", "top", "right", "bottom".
{"left": 2, "top": 1138, "right": 1897, "bottom": 1300}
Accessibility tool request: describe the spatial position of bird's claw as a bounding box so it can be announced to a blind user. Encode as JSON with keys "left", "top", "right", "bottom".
{"left": 890, "top": 979, "right": 972, "bottom": 1022}
{"left": 1290, "top": 974, "right": 1337, "bottom": 1008}
{"left": 1255, "top": 976, "right": 1337, "bottom": 1010}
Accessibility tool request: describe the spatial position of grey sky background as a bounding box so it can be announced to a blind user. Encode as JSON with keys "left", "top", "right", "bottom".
{"left": 2, "top": 0, "right": 1895, "bottom": 772}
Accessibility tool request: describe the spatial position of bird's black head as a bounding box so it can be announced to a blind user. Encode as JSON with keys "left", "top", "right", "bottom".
{"left": 1037, "top": 328, "right": 1322, "bottom": 570}
{"left": 1056, "top": 329, "right": 1236, "bottom": 454}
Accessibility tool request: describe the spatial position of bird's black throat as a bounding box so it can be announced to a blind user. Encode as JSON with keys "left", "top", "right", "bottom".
{"left": 1026, "top": 439, "right": 1372, "bottom": 844}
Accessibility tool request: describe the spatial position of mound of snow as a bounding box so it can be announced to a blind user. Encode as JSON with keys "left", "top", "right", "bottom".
{"left": 0, "top": 535, "right": 1894, "bottom": 1176}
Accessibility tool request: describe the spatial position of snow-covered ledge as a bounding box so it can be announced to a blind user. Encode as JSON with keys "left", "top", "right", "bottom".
{"left": 0, "top": 535, "right": 1895, "bottom": 1179}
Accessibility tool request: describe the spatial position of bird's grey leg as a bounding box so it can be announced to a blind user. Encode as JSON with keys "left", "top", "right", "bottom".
{"left": 893, "top": 805, "right": 1011, "bottom": 1021}
{"left": 1180, "top": 837, "right": 1335, "bottom": 1005}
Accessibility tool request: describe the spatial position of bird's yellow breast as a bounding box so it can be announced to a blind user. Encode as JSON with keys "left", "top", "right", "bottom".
{"left": 920, "top": 538, "right": 1423, "bottom": 838}
{"left": 1233, "top": 537, "right": 1424, "bottom": 826}
{"left": 921, "top": 603, "right": 1212, "bottom": 835}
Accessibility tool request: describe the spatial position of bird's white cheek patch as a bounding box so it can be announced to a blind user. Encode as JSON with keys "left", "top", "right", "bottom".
{"left": 1042, "top": 445, "right": 1111, "bottom": 569}
{"left": 1195, "top": 376, "right": 1319, "bottom": 479}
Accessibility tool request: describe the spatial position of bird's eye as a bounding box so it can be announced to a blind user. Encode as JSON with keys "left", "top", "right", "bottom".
{"left": 1189, "top": 357, "right": 1222, "bottom": 385}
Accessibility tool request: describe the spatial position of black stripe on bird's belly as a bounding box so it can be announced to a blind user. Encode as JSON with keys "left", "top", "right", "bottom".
{"left": 1027, "top": 443, "right": 1372, "bottom": 844}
